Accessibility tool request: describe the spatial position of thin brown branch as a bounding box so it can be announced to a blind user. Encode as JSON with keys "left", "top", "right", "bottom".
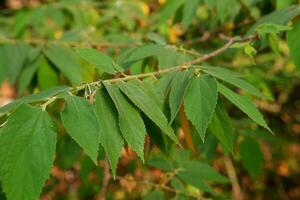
{"left": 95, "top": 158, "right": 111, "bottom": 200}
{"left": 224, "top": 156, "right": 243, "bottom": 200}
{"left": 19, "top": 33, "right": 259, "bottom": 111}
{"left": 103, "top": 34, "right": 259, "bottom": 84}
{"left": 184, "top": 31, "right": 211, "bottom": 45}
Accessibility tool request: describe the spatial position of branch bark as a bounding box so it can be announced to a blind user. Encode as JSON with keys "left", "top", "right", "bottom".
{"left": 224, "top": 156, "right": 243, "bottom": 200}
{"left": 95, "top": 158, "right": 111, "bottom": 200}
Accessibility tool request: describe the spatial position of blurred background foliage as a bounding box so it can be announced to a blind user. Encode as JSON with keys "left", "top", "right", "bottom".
{"left": 0, "top": 0, "right": 300, "bottom": 200}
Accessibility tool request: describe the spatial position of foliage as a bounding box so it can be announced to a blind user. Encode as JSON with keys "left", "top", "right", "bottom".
{"left": 0, "top": 0, "right": 299, "bottom": 199}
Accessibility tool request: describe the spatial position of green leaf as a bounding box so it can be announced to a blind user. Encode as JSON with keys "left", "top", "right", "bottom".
{"left": 244, "top": 43, "right": 257, "bottom": 61}
{"left": 156, "top": 71, "right": 177, "bottom": 99}
{"left": 0, "top": 104, "right": 56, "bottom": 200}
{"left": 169, "top": 70, "right": 192, "bottom": 122}
{"left": 202, "top": 67, "right": 264, "bottom": 98}
{"left": 0, "top": 86, "right": 70, "bottom": 114}
{"left": 177, "top": 160, "right": 228, "bottom": 193}
{"left": 61, "top": 95, "right": 100, "bottom": 164}
{"left": 104, "top": 83, "right": 146, "bottom": 161}
{"left": 287, "top": 20, "right": 300, "bottom": 69}
{"left": 177, "top": 172, "right": 213, "bottom": 193}
{"left": 75, "top": 48, "right": 120, "bottom": 74}
{"left": 268, "top": 33, "right": 281, "bottom": 56}
{"left": 125, "top": 44, "right": 166, "bottom": 62}
{"left": 160, "top": 0, "right": 185, "bottom": 24}
{"left": 248, "top": 5, "right": 300, "bottom": 34}
{"left": 157, "top": 49, "right": 192, "bottom": 69}
{"left": 276, "top": 0, "right": 296, "bottom": 9}
{"left": 218, "top": 83, "right": 271, "bottom": 132}
{"left": 0, "top": 43, "right": 29, "bottom": 84}
{"left": 37, "top": 56, "right": 59, "bottom": 90}
{"left": 17, "top": 48, "right": 41, "bottom": 93}
{"left": 179, "top": 161, "right": 229, "bottom": 183}
{"left": 117, "top": 80, "right": 178, "bottom": 143}
{"left": 240, "top": 138, "right": 264, "bottom": 180}
{"left": 182, "top": 0, "right": 200, "bottom": 29}
{"left": 94, "top": 89, "right": 124, "bottom": 177}
{"left": 216, "top": 0, "right": 240, "bottom": 23}
{"left": 208, "top": 100, "right": 233, "bottom": 154}
{"left": 44, "top": 45, "right": 84, "bottom": 85}
{"left": 144, "top": 190, "right": 164, "bottom": 200}
{"left": 256, "top": 23, "right": 292, "bottom": 35}
{"left": 184, "top": 75, "right": 218, "bottom": 141}
{"left": 204, "top": 0, "right": 217, "bottom": 10}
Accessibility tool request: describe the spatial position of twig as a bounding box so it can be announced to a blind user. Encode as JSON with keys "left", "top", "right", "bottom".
{"left": 0, "top": 33, "right": 259, "bottom": 112}
{"left": 103, "top": 34, "right": 259, "bottom": 84}
{"left": 224, "top": 156, "right": 243, "bottom": 200}
{"left": 184, "top": 31, "right": 211, "bottom": 46}
{"left": 96, "top": 157, "right": 111, "bottom": 200}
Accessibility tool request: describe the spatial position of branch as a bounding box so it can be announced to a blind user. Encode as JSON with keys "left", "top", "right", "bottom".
{"left": 5, "top": 33, "right": 258, "bottom": 112}
{"left": 95, "top": 157, "right": 111, "bottom": 200}
{"left": 103, "top": 34, "right": 259, "bottom": 84}
{"left": 224, "top": 156, "right": 243, "bottom": 200}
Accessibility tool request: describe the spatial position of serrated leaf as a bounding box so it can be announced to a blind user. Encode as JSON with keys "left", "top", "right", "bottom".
{"left": 144, "top": 190, "right": 164, "bottom": 200}
{"left": 169, "top": 71, "right": 192, "bottom": 122}
{"left": 182, "top": 0, "right": 200, "bottom": 29}
{"left": 244, "top": 43, "right": 257, "bottom": 61}
{"left": 117, "top": 80, "right": 178, "bottom": 143}
{"left": 75, "top": 48, "right": 120, "bottom": 74}
{"left": 216, "top": 0, "right": 240, "bottom": 23}
{"left": 268, "top": 33, "right": 280, "bottom": 56}
{"left": 248, "top": 5, "right": 300, "bottom": 34}
{"left": 37, "top": 56, "right": 59, "bottom": 90}
{"left": 287, "top": 20, "right": 300, "bottom": 69}
{"left": 202, "top": 67, "right": 264, "bottom": 98}
{"left": 177, "top": 160, "right": 228, "bottom": 193}
{"left": 156, "top": 71, "right": 177, "bottom": 99}
{"left": 0, "top": 86, "right": 70, "bottom": 114}
{"left": 157, "top": 49, "right": 192, "bottom": 69}
{"left": 17, "top": 48, "right": 41, "bottom": 93}
{"left": 160, "top": 0, "right": 185, "bottom": 24}
{"left": 0, "top": 43, "right": 29, "bottom": 84}
{"left": 61, "top": 95, "right": 100, "bottom": 164}
{"left": 218, "top": 83, "right": 271, "bottom": 132}
{"left": 178, "top": 172, "right": 213, "bottom": 193}
{"left": 44, "top": 45, "right": 84, "bottom": 84}
{"left": 184, "top": 75, "right": 218, "bottom": 141}
{"left": 256, "top": 23, "right": 292, "bottom": 35}
{"left": 104, "top": 83, "right": 146, "bottom": 161}
{"left": 143, "top": 114, "right": 173, "bottom": 155}
{"left": 179, "top": 161, "right": 229, "bottom": 183}
{"left": 208, "top": 100, "right": 233, "bottom": 154}
{"left": 124, "top": 44, "right": 166, "bottom": 62}
{"left": 94, "top": 89, "right": 124, "bottom": 177}
{"left": 0, "top": 104, "right": 56, "bottom": 200}
{"left": 240, "top": 138, "right": 264, "bottom": 180}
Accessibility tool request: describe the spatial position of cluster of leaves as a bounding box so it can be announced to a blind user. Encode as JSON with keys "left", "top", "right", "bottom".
{"left": 0, "top": 0, "right": 300, "bottom": 199}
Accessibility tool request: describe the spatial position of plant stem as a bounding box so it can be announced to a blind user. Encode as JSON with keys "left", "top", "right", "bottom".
{"left": 96, "top": 157, "right": 111, "bottom": 200}
{"left": 224, "top": 156, "right": 243, "bottom": 200}
{"left": 103, "top": 34, "right": 259, "bottom": 84}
